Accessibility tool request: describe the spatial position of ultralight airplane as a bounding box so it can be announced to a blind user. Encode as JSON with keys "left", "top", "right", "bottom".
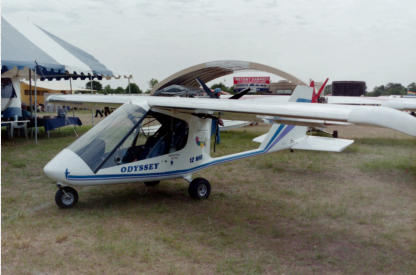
{"left": 44, "top": 86, "right": 416, "bottom": 208}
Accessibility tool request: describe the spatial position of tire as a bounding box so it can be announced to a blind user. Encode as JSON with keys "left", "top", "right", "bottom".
{"left": 144, "top": 181, "right": 160, "bottom": 187}
{"left": 332, "top": 130, "right": 338, "bottom": 138}
{"left": 188, "top": 178, "right": 211, "bottom": 200}
{"left": 55, "top": 187, "right": 79, "bottom": 208}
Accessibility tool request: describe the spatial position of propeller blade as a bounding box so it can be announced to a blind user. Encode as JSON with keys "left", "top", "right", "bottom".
{"left": 229, "top": 87, "right": 250, "bottom": 99}
{"left": 196, "top": 77, "right": 217, "bottom": 98}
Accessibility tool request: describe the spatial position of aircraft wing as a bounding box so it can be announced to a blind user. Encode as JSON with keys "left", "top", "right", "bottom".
{"left": 326, "top": 96, "right": 416, "bottom": 111}
{"left": 146, "top": 96, "right": 416, "bottom": 136}
{"left": 47, "top": 94, "right": 416, "bottom": 136}
{"left": 46, "top": 94, "right": 132, "bottom": 107}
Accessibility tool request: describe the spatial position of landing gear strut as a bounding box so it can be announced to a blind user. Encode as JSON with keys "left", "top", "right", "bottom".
{"left": 55, "top": 186, "right": 78, "bottom": 208}
{"left": 188, "top": 177, "right": 211, "bottom": 200}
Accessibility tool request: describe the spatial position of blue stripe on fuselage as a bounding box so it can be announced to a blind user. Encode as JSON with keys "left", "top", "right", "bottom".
{"left": 67, "top": 124, "right": 292, "bottom": 181}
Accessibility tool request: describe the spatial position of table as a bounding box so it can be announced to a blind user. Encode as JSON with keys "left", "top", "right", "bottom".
{"left": 37, "top": 116, "right": 82, "bottom": 137}
{"left": 1, "top": 120, "right": 30, "bottom": 139}
{"left": 42, "top": 117, "right": 82, "bottom": 132}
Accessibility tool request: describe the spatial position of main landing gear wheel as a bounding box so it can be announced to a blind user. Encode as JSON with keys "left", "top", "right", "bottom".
{"left": 55, "top": 186, "right": 78, "bottom": 208}
{"left": 144, "top": 181, "right": 160, "bottom": 187}
{"left": 188, "top": 178, "right": 211, "bottom": 200}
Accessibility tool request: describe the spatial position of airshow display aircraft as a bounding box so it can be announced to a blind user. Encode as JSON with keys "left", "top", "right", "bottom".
{"left": 44, "top": 85, "right": 416, "bottom": 208}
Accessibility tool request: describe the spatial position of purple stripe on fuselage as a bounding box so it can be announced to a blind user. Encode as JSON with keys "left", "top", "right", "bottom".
{"left": 267, "top": 125, "right": 295, "bottom": 149}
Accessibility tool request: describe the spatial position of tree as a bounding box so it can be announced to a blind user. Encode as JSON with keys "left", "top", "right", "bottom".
{"left": 149, "top": 78, "right": 159, "bottom": 89}
{"left": 385, "top": 83, "right": 406, "bottom": 95}
{"left": 367, "top": 85, "right": 384, "bottom": 97}
{"left": 367, "top": 83, "right": 406, "bottom": 96}
{"left": 210, "top": 82, "right": 231, "bottom": 93}
{"left": 323, "top": 84, "right": 332, "bottom": 95}
{"left": 125, "top": 82, "right": 142, "bottom": 94}
{"left": 114, "top": 86, "right": 125, "bottom": 94}
{"left": 407, "top": 82, "right": 416, "bottom": 92}
{"left": 103, "top": 85, "right": 113, "bottom": 94}
{"left": 85, "top": 80, "right": 102, "bottom": 92}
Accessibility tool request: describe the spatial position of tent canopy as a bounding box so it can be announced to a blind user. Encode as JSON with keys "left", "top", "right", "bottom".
{"left": 1, "top": 15, "right": 120, "bottom": 80}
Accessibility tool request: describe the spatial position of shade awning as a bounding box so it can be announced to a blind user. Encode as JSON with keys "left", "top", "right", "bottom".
{"left": 1, "top": 15, "right": 124, "bottom": 80}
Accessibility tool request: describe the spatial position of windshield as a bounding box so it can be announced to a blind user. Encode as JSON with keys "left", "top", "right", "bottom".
{"left": 100, "top": 111, "right": 189, "bottom": 169}
{"left": 68, "top": 104, "right": 147, "bottom": 172}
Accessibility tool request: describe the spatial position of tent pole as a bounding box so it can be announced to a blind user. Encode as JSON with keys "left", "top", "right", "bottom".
{"left": 29, "top": 70, "right": 32, "bottom": 112}
{"left": 90, "top": 76, "right": 94, "bottom": 126}
{"left": 34, "top": 69, "right": 38, "bottom": 144}
{"left": 70, "top": 78, "right": 75, "bottom": 116}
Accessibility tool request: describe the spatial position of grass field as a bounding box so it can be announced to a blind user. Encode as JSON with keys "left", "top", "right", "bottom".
{"left": 2, "top": 119, "right": 416, "bottom": 274}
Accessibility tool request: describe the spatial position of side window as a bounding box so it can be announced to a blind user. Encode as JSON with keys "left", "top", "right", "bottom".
{"left": 101, "top": 112, "right": 188, "bottom": 169}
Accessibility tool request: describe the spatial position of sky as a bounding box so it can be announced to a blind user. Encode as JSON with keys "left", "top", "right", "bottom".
{"left": 2, "top": 0, "right": 416, "bottom": 90}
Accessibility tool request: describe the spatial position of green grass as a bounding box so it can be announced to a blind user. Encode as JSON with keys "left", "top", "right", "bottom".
{"left": 2, "top": 125, "right": 416, "bottom": 274}
{"left": 361, "top": 155, "right": 416, "bottom": 176}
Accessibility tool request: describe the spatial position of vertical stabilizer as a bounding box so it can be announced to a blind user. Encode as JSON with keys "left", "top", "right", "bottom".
{"left": 258, "top": 85, "right": 313, "bottom": 152}
{"left": 288, "top": 85, "right": 313, "bottom": 103}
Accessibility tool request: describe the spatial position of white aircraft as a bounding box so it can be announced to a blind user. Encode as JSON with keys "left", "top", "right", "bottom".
{"left": 44, "top": 86, "right": 416, "bottom": 208}
{"left": 325, "top": 95, "right": 416, "bottom": 111}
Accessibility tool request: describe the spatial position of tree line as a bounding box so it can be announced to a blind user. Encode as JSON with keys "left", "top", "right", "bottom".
{"left": 81, "top": 78, "right": 159, "bottom": 94}
{"left": 367, "top": 82, "right": 416, "bottom": 96}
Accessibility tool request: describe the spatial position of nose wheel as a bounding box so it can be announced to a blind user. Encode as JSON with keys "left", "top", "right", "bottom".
{"left": 188, "top": 177, "right": 211, "bottom": 200}
{"left": 55, "top": 186, "right": 79, "bottom": 208}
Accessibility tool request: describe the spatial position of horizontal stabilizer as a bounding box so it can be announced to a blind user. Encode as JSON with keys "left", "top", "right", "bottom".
{"left": 291, "top": 136, "right": 354, "bottom": 152}
{"left": 220, "top": 120, "right": 250, "bottom": 131}
{"left": 253, "top": 133, "right": 267, "bottom": 143}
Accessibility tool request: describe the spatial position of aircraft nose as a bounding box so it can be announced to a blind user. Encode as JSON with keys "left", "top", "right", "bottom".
{"left": 43, "top": 148, "right": 91, "bottom": 183}
{"left": 44, "top": 155, "right": 66, "bottom": 182}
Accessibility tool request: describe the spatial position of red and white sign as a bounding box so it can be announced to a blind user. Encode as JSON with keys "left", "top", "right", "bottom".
{"left": 233, "top": 77, "right": 270, "bottom": 85}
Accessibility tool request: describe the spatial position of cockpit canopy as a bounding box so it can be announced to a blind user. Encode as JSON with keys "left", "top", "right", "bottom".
{"left": 68, "top": 104, "right": 188, "bottom": 173}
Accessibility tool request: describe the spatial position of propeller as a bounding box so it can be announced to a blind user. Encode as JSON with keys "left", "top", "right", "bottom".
{"left": 196, "top": 77, "right": 218, "bottom": 98}
{"left": 229, "top": 87, "right": 250, "bottom": 99}
{"left": 195, "top": 77, "right": 245, "bottom": 151}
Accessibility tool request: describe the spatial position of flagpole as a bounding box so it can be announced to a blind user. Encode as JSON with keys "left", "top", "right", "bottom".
{"left": 34, "top": 67, "right": 38, "bottom": 144}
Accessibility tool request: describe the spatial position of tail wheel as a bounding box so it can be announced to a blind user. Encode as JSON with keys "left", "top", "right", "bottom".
{"left": 55, "top": 187, "right": 78, "bottom": 208}
{"left": 188, "top": 178, "right": 211, "bottom": 200}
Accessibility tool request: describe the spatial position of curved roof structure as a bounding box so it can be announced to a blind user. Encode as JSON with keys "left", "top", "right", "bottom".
{"left": 151, "top": 60, "right": 306, "bottom": 93}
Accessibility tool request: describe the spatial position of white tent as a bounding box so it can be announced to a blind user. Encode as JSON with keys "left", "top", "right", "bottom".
{"left": 1, "top": 15, "right": 130, "bottom": 142}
